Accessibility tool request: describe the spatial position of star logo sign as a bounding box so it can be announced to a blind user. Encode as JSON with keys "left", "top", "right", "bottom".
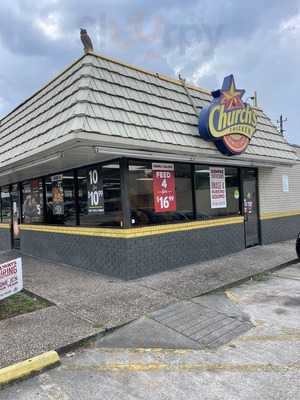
{"left": 220, "top": 75, "right": 245, "bottom": 110}
{"left": 198, "top": 74, "right": 257, "bottom": 156}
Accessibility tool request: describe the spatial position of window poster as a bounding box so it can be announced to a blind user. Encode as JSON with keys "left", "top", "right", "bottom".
{"left": 152, "top": 163, "right": 176, "bottom": 213}
{"left": 87, "top": 167, "right": 104, "bottom": 214}
{"left": 209, "top": 167, "right": 227, "bottom": 209}
{"left": 51, "top": 174, "right": 64, "bottom": 216}
{"left": 23, "top": 180, "right": 43, "bottom": 222}
{"left": 1, "top": 191, "right": 9, "bottom": 199}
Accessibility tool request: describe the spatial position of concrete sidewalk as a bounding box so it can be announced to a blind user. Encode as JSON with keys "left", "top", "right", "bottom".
{"left": 3, "top": 263, "right": 300, "bottom": 400}
{"left": 0, "top": 240, "right": 298, "bottom": 368}
{"left": 136, "top": 240, "right": 297, "bottom": 298}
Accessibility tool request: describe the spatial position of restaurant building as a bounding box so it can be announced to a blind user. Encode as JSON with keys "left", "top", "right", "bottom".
{"left": 0, "top": 51, "right": 298, "bottom": 279}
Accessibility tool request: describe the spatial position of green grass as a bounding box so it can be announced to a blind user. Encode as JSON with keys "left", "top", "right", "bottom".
{"left": 0, "top": 291, "right": 49, "bottom": 321}
{"left": 251, "top": 272, "right": 272, "bottom": 282}
{"left": 93, "top": 323, "right": 104, "bottom": 330}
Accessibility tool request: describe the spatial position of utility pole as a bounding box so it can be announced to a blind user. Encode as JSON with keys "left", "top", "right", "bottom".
{"left": 253, "top": 91, "right": 258, "bottom": 107}
{"left": 246, "top": 92, "right": 258, "bottom": 107}
{"left": 277, "top": 114, "right": 287, "bottom": 135}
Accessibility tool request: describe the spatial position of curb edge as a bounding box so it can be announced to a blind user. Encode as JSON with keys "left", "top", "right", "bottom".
{"left": 195, "top": 258, "right": 300, "bottom": 297}
{"left": 0, "top": 350, "right": 60, "bottom": 388}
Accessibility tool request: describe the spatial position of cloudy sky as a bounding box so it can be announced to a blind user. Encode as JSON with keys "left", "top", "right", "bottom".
{"left": 0, "top": 0, "right": 300, "bottom": 143}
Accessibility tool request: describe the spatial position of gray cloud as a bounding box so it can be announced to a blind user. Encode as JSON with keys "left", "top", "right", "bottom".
{"left": 0, "top": 0, "right": 299, "bottom": 142}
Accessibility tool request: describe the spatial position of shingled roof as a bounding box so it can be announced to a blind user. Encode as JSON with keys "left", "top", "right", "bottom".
{"left": 0, "top": 52, "right": 297, "bottom": 170}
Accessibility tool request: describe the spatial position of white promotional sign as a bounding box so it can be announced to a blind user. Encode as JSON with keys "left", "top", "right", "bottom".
{"left": 282, "top": 175, "right": 289, "bottom": 193}
{"left": 0, "top": 258, "right": 23, "bottom": 301}
{"left": 210, "top": 167, "right": 227, "bottom": 209}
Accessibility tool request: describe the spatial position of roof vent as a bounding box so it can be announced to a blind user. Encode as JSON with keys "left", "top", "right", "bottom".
{"left": 80, "top": 29, "right": 94, "bottom": 54}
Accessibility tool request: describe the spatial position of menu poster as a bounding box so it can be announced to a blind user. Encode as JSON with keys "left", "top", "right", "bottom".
{"left": 51, "top": 175, "right": 64, "bottom": 216}
{"left": 210, "top": 167, "right": 227, "bottom": 209}
{"left": 152, "top": 163, "right": 176, "bottom": 213}
{"left": 87, "top": 167, "right": 104, "bottom": 214}
{"left": 23, "top": 180, "right": 42, "bottom": 221}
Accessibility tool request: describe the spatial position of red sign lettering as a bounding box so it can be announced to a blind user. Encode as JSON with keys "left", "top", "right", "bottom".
{"left": 152, "top": 163, "right": 176, "bottom": 213}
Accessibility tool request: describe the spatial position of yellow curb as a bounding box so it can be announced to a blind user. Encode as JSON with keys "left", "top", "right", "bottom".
{"left": 0, "top": 351, "right": 60, "bottom": 386}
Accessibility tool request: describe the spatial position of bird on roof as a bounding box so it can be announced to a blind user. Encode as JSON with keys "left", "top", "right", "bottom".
{"left": 80, "top": 29, "right": 94, "bottom": 54}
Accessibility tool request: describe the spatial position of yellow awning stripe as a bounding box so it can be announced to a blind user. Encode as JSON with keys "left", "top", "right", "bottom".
{"left": 0, "top": 223, "right": 10, "bottom": 229}
{"left": 20, "top": 216, "right": 244, "bottom": 239}
{"left": 2, "top": 211, "right": 299, "bottom": 237}
{"left": 260, "top": 210, "right": 300, "bottom": 220}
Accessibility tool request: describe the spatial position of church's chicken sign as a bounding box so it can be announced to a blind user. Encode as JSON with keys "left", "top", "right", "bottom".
{"left": 199, "top": 75, "right": 257, "bottom": 156}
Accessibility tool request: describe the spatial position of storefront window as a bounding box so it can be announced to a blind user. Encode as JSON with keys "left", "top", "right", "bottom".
{"left": 22, "top": 179, "right": 44, "bottom": 224}
{"left": 1, "top": 186, "right": 11, "bottom": 223}
{"left": 77, "top": 162, "right": 122, "bottom": 227}
{"left": 194, "top": 165, "right": 240, "bottom": 219}
{"left": 45, "top": 171, "right": 76, "bottom": 225}
{"left": 128, "top": 160, "right": 193, "bottom": 226}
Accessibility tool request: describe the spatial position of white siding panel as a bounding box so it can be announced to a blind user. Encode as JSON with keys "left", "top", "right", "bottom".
{"left": 259, "top": 156, "right": 300, "bottom": 213}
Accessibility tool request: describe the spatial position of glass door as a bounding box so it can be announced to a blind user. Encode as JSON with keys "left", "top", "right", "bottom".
{"left": 11, "top": 184, "right": 21, "bottom": 249}
{"left": 241, "top": 168, "right": 260, "bottom": 247}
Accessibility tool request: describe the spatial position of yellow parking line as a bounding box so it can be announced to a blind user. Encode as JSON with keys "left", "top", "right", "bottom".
{"left": 238, "top": 334, "right": 300, "bottom": 342}
{"left": 225, "top": 290, "right": 240, "bottom": 304}
{"left": 64, "top": 362, "right": 300, "bottom": 373}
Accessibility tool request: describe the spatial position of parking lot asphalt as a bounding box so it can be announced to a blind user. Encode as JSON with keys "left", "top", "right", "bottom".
{"left": 0, "top": 240, "right": 297, "bottom": 370}
{"left": 2, "top": 263, "right": 300, "bottom": 400}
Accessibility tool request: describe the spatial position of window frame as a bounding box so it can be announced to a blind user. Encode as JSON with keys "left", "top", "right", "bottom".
{"left": 0, "top": 185, "right": 12, "bottom": 224}
{"left": 77, "top": 159, "right": 123, "bottom": 228}
{"left": 193, "top": 164, "right": 241, "bottom": 220}
{"left": 127, "top": 158, "right": 195, "bottom": 227}
{"left": 21, "top": 178, "right": 44, "bottom": 225}
{"left": 0, "top": 157, "right": 122, "bottom": 228}
{"left": 44, "top": 170, "right": 77, "bottom": 226}
{"left": 0, "top": 157, "right": 245, "bottom": 229}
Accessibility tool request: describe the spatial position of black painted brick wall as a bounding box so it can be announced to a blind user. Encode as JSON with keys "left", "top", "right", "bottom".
{"left": 0, "top": 228, "right": 11, "bottom": 251}
{"left": 21, "top": 230, "right": 128, "bottom": 278}
{"left": 260, "top": 215, "right": 300, "bottom": 245}
{"left": 20, "top": 223, "right": 245, "bottom": 279}
{"left": 126, "top": 223, "right": 245, "bottom": 279}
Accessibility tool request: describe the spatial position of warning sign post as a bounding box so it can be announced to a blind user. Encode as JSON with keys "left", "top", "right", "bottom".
{"left": 0, "top": 258, "right": 23, "bottom": 301}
